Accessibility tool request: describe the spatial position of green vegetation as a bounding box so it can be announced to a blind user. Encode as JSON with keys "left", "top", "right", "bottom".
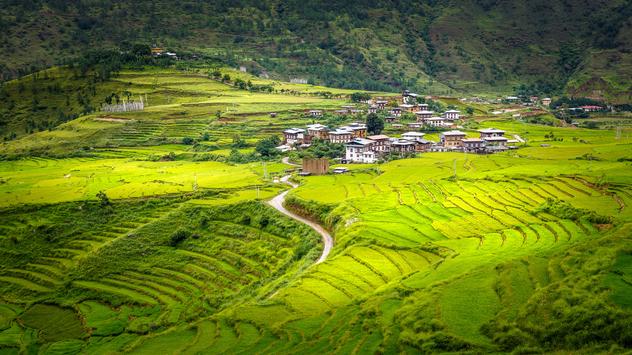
{"left": 0, "top": 59, "right": 631, "bottom": 353}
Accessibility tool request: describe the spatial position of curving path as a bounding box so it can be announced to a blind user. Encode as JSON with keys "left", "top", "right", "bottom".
{"left": 268, "top": 174, "right": 333, "bottom": 264}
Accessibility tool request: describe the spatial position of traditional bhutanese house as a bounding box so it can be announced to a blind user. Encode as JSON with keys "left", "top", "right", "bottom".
{"left": 306, "top": 124, "right": 329, "bottom": 140}
{"left": 269, "top": 112, "right": 277, "bottom": 118}
{"left": 407, "top": 122, "right": 424, "bottom": 130}
{"left": 341, "top": 122, "right": 367, "bottom": 138}
{"left": 400, "top": 104, "right": 415, "bottom": 113}
{"left": 350, "top": 109, "right": 364, "bottom": 115}
{"left": 541, "top": 98, "right": 552, "bottom": 106}
{"left": 328, "top": 129, "right": 354, "bottom": 144}
{"left": 412, "top": 138, "right": 433, "bottom": 152}
{"left": 417, "top": 103, "right": 429, "bottom": 111}
{"left": 345, "top": 138, "right": 377, "bottom": 163}
{"left": 390, "top": 139, "right": 416, "bottom": 153}
{"left": 283, "top": 128, "right": 305, "bottom": 145}
{"left": 483, "top": 136, "right": 509, "bottom": 151}
{"left": 368, "top": 105, "right": 379, "bottom": 114}
{"left": 530, "top": 96, "right": 539, "bottom": 103}
{"left": 402, "top": 90, "right": 419, "bottom": 104}
{"left": 462, "top": 138, "right": 485, "bottom": 152}
{"left": 367, "top": 135, "right": 391, "bottom": 153}
{"left": 308, "top": 110, "right": 323, "bottom": 117}
{"left": 425, "top": 117, "right": 450, "bottom": 127}
{"left": 385, "top": 116, "right": 398, "bottom": 123}
{"left": 443, "top": 110, "right": 461, "bottom": 120}
{"left": 415, "top": 110, "right": 434, "bottom": 121}
{"left": 401, "top": 132, "right": 426, "bottom": 140}
{"left": 151, "top": 47, "right": 165, "bottom": 55}
{"left": 441, "top": 130, "right": 467, "bottom": 148}
{"left": 478, "top": 128, "right": 505, "bottom": 138}
{"left": 341, "top": 105, "right": 355, "bottom": 112}
{"left": 375, "top": 100, "right": 388, "bottom": 109}
{"left": 335, "top": 109, "right": 348, "bottom": 115}
{"left": 391, "top": 123, "right": 404, "bottom": 129}
{"left": 390, "top": 107, "right": 402, "bottom": 117}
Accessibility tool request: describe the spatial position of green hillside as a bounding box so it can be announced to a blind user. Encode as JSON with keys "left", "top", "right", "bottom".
{"left": 0, "top": 64, "right": 631, "bottom": 353}
{"left": 1, "top": 0, "right": 631, "bottom": 101}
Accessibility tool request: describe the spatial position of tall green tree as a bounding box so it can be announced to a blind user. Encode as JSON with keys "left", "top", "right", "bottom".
{"left": 366, "top": 113, "right": 384, "bottom": 135}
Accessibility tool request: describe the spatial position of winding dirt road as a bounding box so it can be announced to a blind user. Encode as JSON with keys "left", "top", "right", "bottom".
{"left": 268, "top": 174, "right": 333, "bottom": 264}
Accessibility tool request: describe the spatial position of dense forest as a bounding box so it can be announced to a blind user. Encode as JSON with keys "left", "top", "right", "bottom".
{"left": 1, "top": 0, "right": 631, "bottom": 101}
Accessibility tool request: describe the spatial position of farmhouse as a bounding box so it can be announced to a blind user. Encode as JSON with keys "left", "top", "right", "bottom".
{"left": 390, "top": 107, "right": 402, "bottom": 117}
{"left": 367, "top": 135, "right": 391, "bottom": 153}
{"left": 375, "top": 100, "right": 388, "bottom": 109}
{"left": 416, "top": 110, "right": 434, "bottom": 120}
{"left": 441, "top": 130, "right": 467, "bottom": 148}
{"left": 329, "top": 129, "right": 354, "bottom": 144}
{"left": 579, "top": 105, "right": 603, "bottom": 112}
{"left": 541, "top": 98, "right": 552, "bottom": 106}
{"left": 307, "top": 124, "right": 329, "bottom": 140}
{"left": 368, "top": 105, "right": 378, "bottom": 114}
{"left": 482, "top": 136, "right": 508, "bottom": 150}
{"left": 412, "top": 138, "right": 433, "bottom": 152}
{"left": 462, "top": 138, "right": 485, "bottom": 152}
{"left": 401, "top": 132, "right": 425, "bottom": 140}
{"left": 400, "top": 104, "right": 415, "bottom": 113}
{"left": 478, "top": 128, "right": 505, "bottom": 138}
{"left": 390, "top": 140, "right": 416, "bottom": 153}
{"left": 385, "top": 116, "right": 397, "bottom": 123}
{"left": 341, "top": 122, "right": 367, "bottom": 138}
{"left": 424, "top": 117, "right": 451, "bottom": 127}
{"left": 407, "top": 122, "right": 424, "bottom": 129}
{"left": 283, "top": 128, "right": 305, "bottom": 145}
{"left": 443, "top": 110, "right": 460, "bottom": 120}
{"left": 345, "top": 138, "right": 377, "bottom": 163}
{"left": 417, "top": 103, "right": 429, "bottom": 111}
{"left": 402, "top": 90, "right": 419, "bottom": 104}
{"left": 308, "top": 110, "right": 323, "bottom": 117}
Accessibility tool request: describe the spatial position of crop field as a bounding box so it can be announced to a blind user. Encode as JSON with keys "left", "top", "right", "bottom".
{"left": 0, "top": 65, "right": 631, "bottom": 354}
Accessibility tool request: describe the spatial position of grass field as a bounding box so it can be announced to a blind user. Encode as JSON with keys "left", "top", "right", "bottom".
{"left": 0, "top": 66, "right": 631, "bottom": 354}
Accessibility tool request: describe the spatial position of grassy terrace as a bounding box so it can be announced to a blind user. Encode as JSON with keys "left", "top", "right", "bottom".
{"left": 0, "top": 67, "right": 631, "bottom": 353}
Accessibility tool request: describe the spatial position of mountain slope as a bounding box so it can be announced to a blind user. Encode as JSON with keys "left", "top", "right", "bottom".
{"left": 1, "top": 0, "right": 631, "bottom": 99}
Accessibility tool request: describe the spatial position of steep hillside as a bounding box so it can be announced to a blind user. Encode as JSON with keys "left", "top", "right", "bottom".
{"left": 1, "top": 0, "right": 631, "bottom": 99}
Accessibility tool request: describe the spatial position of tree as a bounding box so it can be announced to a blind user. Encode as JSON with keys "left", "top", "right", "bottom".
{"left": 350, "top": 92, "right": 371, "bottom": 102}
{"left": 466, "top": 107, "right": 475, "bottom": 116}
{"left": 182, "top": 137, "right": 195, "bottom": 145}
{"left": 255, "top": 136, "right": 281, "bottom": 158}
{"left": 366, "top": 113, "right": 384, "bottom": 135}
{"left": 96, "top": 191, "right": 110, "bottom": 207}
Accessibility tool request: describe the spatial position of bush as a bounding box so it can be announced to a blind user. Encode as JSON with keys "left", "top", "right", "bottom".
{"left": 169, "top": 229, "right": 190, "bottom": 247}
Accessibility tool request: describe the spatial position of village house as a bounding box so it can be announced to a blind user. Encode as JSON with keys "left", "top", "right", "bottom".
{"left": 341, "top": 122, "right": 367, "bottom": 138}
{"left": 306, "top": 124, "right": 329, "bottom": 140}
{"left": 417, "top": 103, "right": 429, "bottom": 111}
{"left": 541, "top": 98, "right": 552, "bottom": 106}
{"left": 440, "top": 130, "right": 467, "bottom": 148}
{"left": 335, "top": 109, "right": 348, "bottom": 115}
{"left": 401, "top": 132, "right": 426, "bottom": 140}
{"left": 345, "top": 138, "right": 377, "bottom": 163}
{"left": 400, "top": 104, "right": 416, "bottom": 113}
{"left": 283, "top": 128, "right": 305, "bottom": 145}
{"left": 368, "top": 105, "right": 379, "bottom": 114}
{"left": 416, "top": 110, "right": 434, "bottom": 120}
{"left": 425, "top": 117, "right": 451, "bottom": 127}
{"left": 375, "top": 100, "right": 388, "bottom": 109}
{"left": 367, "top": 135, "right": 391, "bottom": 153}
{"left": 443, "top": 110, "right": 460, "bottom": 120}
{"left": 329, "top": 129, "right": 354, "bottom": 144}
{"left": 385, "top": 116, "right": 398, "bottom": 123}
{"left": 413, "top": 138, "right": 433, "bottom": 152}
{"left": 407, "top": 122, "right": 424, "bottom": 130}
{"left": 402, "top": 90, "right": 419, "bottom": 104}
{"left": 462, "top": 138, "right": 485, "bottom": 152}
{"left": 478, "top": 128, "right": 505, "bottom": 138}
{"left": 482, "top": 136, "right": 508, "bottom": 151}
{"left": 308, "top": 110, "right": 323, "bottom": 117}
{"left": 390, "top": 107, "right": 402, "bottom": 117}
{"left": 390, "top": 140, "right": 416, "bottom": 153}
{"left": 579, "top": 105, "right": 603, "bottom": 112}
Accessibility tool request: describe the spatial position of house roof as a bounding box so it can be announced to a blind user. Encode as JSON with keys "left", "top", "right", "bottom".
{"left": 462, "top": 138, "right": 484, "bottom": 142}
{"left": 402, "top": 132, "right": 426, "bottom": 137}
{"left": 478, "top": 128, "right": 505, "bottom": 134}
{"left": 416, "top": 110, "right": 434, "bottom": 114}
{"left": 444, "top": 110, "right": 460, "bottom": 113}
{"left": 284, "top": 128, "right": 305, "bottom": 134}
{"left": 483, "top": 136, "right": 508, "bottom": 141}
{"left": 345, "top": 138, "right": 375, "bottom": 146}
{"left": 392, "top": 140, "right": 415, "bottom": 146}
{"left": 442, "top": 130, "right": 466, "bottom": 136}
{"left": 307, "top": 124, "right": 327, "bottom": 130}
{"left": 329, "top": 129, "right": 352, "bottom": 135}
{"left": 367, "top": 135, "right": 390, "bottom": 140}
{"left": 426, "top": 116, "right": 447, "bottom": 121}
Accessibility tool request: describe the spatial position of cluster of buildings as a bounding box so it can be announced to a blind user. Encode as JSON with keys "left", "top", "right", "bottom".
{"left": 281, "top": 122, "right": 514, "bottom": 163}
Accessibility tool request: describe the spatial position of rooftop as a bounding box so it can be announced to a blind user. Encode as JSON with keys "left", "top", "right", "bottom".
{"left": 483, "top": 136, "right": 509, "bottom": 141}
{"left": 442, "top": 130, "right": 467, "bottom": 136}
{"left": 346, "top": 138, "right": 375, "bottom": 146}
{"left": 367, "top": 135, "right": 390, "bottom": 140}
{"left": 416, "top": 110, "right": 434, "bottom": 114}
{"left": 478, "top": 128, "right": 505, "bottom": 134}
{"left": 402, "top": 132, "right": 426, "bottom": 137}
{"left": 284, "top": 128, "right": 305, "bottom": 134}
